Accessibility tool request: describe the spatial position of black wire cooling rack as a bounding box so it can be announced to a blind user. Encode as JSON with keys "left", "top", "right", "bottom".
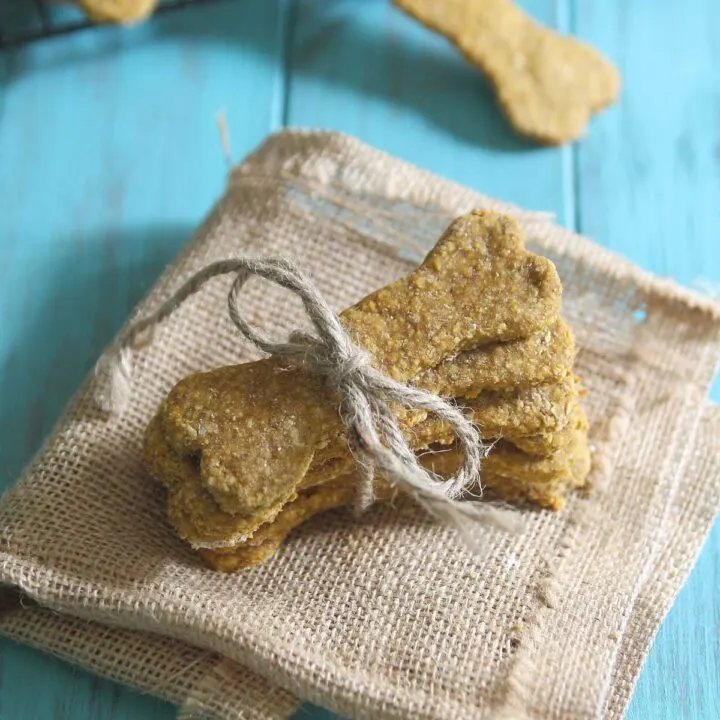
{"left": 0, "top": 0, "right": 215, "bottom": 50}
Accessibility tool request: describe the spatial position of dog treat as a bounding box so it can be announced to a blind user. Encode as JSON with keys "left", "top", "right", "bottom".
{"left": 394, "top": 0, "right": 620, "bottom": 145}
{"left": 197, "top": 481, "right": 363, "bottom": 573}
{"left": 145, "top": 209, "right": 591, "bottom": 570}
{"left": 150, "top": 388, "right": 584, "bottom": 550}
{"left": 408, "top": 371, "right": 579, "bottom": 448}
{"left": 421, "top": 429, "right": 591, "bottom": 511}
{"left": 155, "top": 210, "right": 562, "bottom": 518}
{"left": 197, "top": 426, "right": 591, "bottom": 572}
{"left": 150, "top": 366, "right": 581, "bottom": 547}
{"left": 340, "top": 210, "right": 562, "bottom": 379}
{"left": 78, "top": 0, "right": 157, "bottom": 23}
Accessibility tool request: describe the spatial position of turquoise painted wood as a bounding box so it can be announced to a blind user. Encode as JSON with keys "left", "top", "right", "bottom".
{"left": 1, "top": 0, "right": 718, "bottom": 718}
{"left": 574, "top": 3, "right": 720, "bottom": 720}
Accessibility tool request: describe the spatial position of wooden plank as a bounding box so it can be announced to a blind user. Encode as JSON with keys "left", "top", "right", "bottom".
{"left": 285, "top": 0, "right": 571, "bottom": 223}
{"left": 0, "top": 641, "right": 175, "bottom": 720}
{"left": 0, "top": 1, "right": 287, "bottom": 717}
{"left": 572, "top": 2, "right": 720, "bottom": 719}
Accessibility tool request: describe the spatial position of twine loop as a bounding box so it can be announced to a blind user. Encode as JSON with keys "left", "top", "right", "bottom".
{"left": 95, "top": 258, "right": 523, "bottom": 548}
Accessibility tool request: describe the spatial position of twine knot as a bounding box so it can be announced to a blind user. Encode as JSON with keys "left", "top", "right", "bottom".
{"left": 94, "top": 257, "right": 523, "bottom": 549}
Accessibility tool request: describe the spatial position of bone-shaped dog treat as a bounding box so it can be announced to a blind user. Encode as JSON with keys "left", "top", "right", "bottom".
{"left": 146, "top": 416, "right": 285, "bottom": 546}
{"left": 422, "top": 427, "right": 591, "bottom": 511}
{"left": 147, "top": 375, "right": 581, "bottom": 548}
{"left": 154, "top": 210, "right": 562, "bottom": 518}
{"left": 394, "top": 0, "right": 620, "bottom": 145}
{"left": 404, "top": 371, "right": 579, "bottom": 450}
{"left": 310, "top": 371, "right": 579, "bottom": 476}
{"left": 417, "top": 318, "right": 575, "bottom": 399}
{"left": 197, "top": 481, "right": 365, "bottom": 573}
{"left": 197, "top": 425, "right": 591, "bottom": 572}
{"left": 339, "top": 210, "right": 561, "bottom": 379}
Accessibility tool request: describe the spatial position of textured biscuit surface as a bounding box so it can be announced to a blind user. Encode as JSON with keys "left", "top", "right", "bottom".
{"left": 144, "top": 209, "right": 589, "bottom": 569}
{"left": 199, "top": 425, "right": 591, "bottom": 572}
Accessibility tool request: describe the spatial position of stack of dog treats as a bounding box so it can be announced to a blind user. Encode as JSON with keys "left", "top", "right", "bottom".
{"left": 145, "top": 210, "right": 590, "bottom": 572}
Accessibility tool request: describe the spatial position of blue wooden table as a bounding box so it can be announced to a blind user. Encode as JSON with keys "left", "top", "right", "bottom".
{"left": 1, "top": 1, "right": 718, "bottom": 717}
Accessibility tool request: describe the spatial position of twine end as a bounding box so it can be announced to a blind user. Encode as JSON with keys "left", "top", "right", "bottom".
{"left": 216, "top": 111, "right": 233, "bottom": 171}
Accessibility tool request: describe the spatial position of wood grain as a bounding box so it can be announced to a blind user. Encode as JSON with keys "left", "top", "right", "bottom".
{"left": 0, "top": 0, "right": 286, "bottom": 717}
{"left": 572, "top": 3, "right": 720, "bottom": 719}
{"left": 0, "top": 0, "right": 718, "bottom": 717}
{"left": 286, "top": 0, "right": 570, "bottom": 222}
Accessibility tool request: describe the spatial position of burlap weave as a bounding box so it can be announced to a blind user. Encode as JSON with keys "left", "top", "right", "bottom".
{"left": 1, "top": 131, "right": 719, "bottom": 720}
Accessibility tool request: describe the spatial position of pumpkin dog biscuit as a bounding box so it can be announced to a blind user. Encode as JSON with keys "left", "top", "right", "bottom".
{"left": 394, "top": 0, "right": 620, "bottom": 144}
{"left": 198, "top": 481, "right": 363, "bottom": 573}
{"left": 411, "top": 371, "right": 578, "bottom": 448}
{"left": 199, "top": 426, "right": 591, "bottom": 572}
{"left": 155, "top": 210, "right": 562, "bottom": 518}
{"left": 146, "top": 415, "right": 292, "bottom": 546}
{"left": 423, "top": 428, "right": 591, "bottom": 511}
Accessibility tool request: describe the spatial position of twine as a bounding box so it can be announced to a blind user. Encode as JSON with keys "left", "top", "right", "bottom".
{"left": 94, "top": 258, "right": 522, "bottom": 547}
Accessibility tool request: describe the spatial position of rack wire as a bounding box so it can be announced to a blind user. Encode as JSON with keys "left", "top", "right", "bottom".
{"left": 1, "top": 0, "right": 214, "bottom": 50}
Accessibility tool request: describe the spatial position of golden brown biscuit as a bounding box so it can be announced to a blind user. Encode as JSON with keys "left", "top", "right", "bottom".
{"left": 150, "top": 387, "right": 584, "bottom": 550}
{"left": 197, "top": 481, "right": 392, "bottom": 573}
{"left": 311, "top": 371, "right": 580, "bottom": 476}
{"left": 417, "top": 318, "right": 575, "bottom": 399}
{"left": 394, "top": 0, "right": 620, "bottom": 144}
{"left": 423, "top": 437, "right": 590, "bottom": 512}
{"left": 153, "top": 210, "right": 562, "bottom": 518}
{"left": 341, "top": 210, "right": 562, "bottom": 380}
{"left": 198, "top": 426, "right": 591, "bottom": 572}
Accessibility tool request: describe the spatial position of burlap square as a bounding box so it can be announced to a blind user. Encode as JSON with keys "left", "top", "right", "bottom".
{"left": 1, "top": 131, "right": 719, "bottom": 720}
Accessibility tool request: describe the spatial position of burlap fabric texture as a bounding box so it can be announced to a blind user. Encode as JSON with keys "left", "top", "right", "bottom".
{"left": 1, "top": 131, "right": 719, "bottom": 720}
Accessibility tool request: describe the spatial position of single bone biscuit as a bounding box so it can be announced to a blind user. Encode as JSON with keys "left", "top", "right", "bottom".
{"left": 410, "top": 371, "right": 579, "bottom": 448}
{"left": 154, "top": 210, "right": 562, "bottom": 518}
{"left": 198, "top": 426, "right": 591, "bottom": 572}
{"left": 394, "top": 0, "right": 620, "bottom": 144}
{"left": 197, "top": 481, "right": 363, "bottom": 573}
{"left": 340, "top": 210, "right": 562, "bottom": 380}
{"left": 145, "top": 415, "right": 292, "bottom": 546}
{"left": 423, "top": 430, "right": 591, "bottom": 511}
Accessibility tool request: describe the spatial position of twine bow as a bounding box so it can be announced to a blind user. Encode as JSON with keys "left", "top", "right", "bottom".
{"left": 95, "top": 258, "right": 523, "bottom": 548}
